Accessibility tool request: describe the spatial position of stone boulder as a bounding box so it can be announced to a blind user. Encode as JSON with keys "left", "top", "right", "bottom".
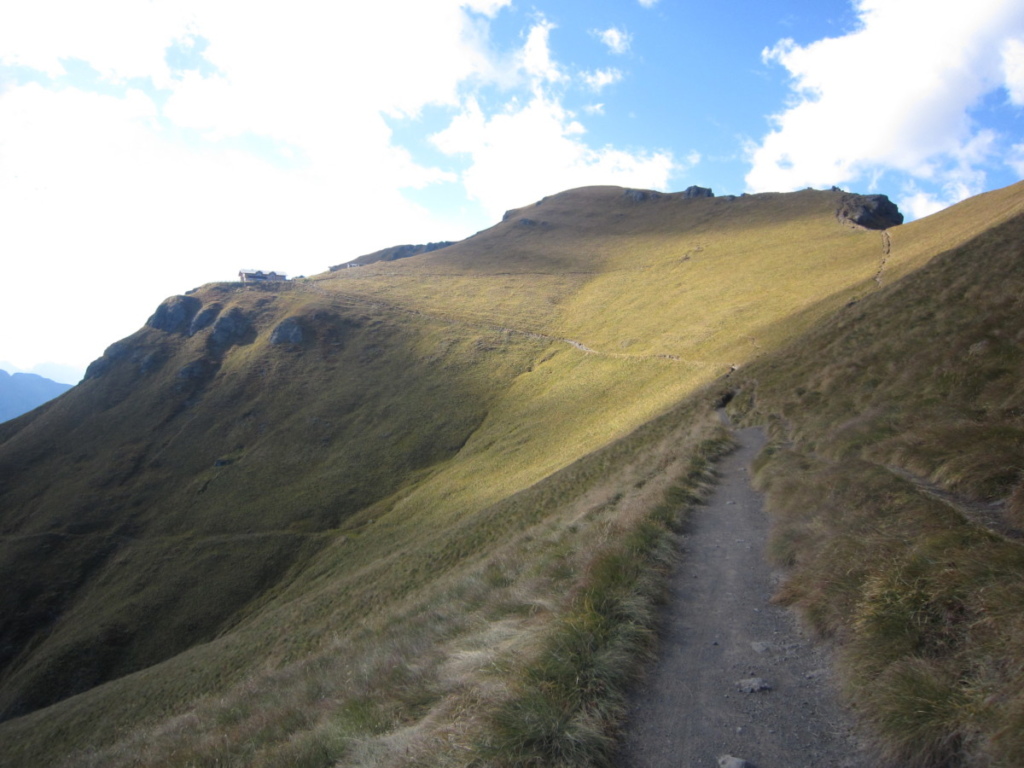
{"left": 682, "top": 185, "right": 714, "bottom": 199}
{"left": 837, "top": 193, "right": 903, "bottom": 229}
{"left": 623, "top": 189, "right": 664, "bottom": 202}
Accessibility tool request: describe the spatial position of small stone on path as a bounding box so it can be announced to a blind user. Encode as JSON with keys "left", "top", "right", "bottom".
{"left": 736, "top": 677, "right": 772, "bottom": 693}
{"left": 718, "top": 756, "right": 753, "bottom": 768}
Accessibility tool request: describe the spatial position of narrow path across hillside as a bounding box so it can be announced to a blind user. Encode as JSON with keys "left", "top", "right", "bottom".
{"left": 874, "top": 230, "right": 891, "bottom": 285}
{"left": 294, "top": 279, "right": 686, "bottom": 363}
{"left": 620, "top": 420, "right": 870, "bottom": 768}
{"left": 885, "top": 464, "right": 1023, "bottom": 540}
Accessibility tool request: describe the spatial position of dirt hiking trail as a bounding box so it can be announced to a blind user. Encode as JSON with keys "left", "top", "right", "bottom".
{"left": 620, "top": 422, "right": 871, "bottom": 768}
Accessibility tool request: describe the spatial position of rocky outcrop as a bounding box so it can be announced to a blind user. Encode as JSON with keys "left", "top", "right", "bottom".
{"left": 682, "top": 185, "right": 714, "bottom": 199}
{"left": 146, "top": 295, "right": 202, "bottom": 334}
{"left": 625, "top": 186, "right": 714, "bottom": 202}
{"left": 189, "top": 303, "right": 222, "bottom": 336}
{"left": 837, "top": 193, "right": 903, "bottom": 230}
{"left": 270, "top": 317, "right": 304, "bottom": 345}
{"left": 85, "top": 296, "right": 257, "bottom": 381}
{"left": 83, "top": 340, "right": 131, "bottom": 380}
{"left": 208, "top": 308, "right": 253, "bottom": 351}
{"left": 623, "top": 189, "right": 664, "bottom": 202}
{"left": 333, "top": 241, "right": 456, "bottom": 269}
{"left": 84, "top": 338, "right": 168, "bottom": 380}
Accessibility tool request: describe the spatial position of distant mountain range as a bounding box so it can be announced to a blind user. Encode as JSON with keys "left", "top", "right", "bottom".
{"left": 0, "top": 370, "right": 72, "bottom": 423}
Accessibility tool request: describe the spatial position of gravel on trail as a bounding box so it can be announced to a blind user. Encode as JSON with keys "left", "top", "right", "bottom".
{"left": 619, "top": 423, "right": 872, "bottom": 768}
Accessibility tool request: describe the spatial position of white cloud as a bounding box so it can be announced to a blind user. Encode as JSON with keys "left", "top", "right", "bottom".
{"left": 0, "top": 81, "right": 458, "bottom": 376}
{"left": 584, "top": 103, "right": 606, "bottom": 115}
{"left": 429, "top": 17, "right": 679, "bottom": 218}
{"left": 0, "top": 1, "right": 680, "bottom": 373}
{"left": 638, "top": 0, "right": 660, "bottom": 8}
{"left": 582, "top": 68, "right": 624, "bottom": 92}
{"left": 1003, "top": 37, "right": 1024, "bottom": 104}
{"left": 900, "top": 191, "right": 950, "bottom": 220}
{"left": 0, "top": 1, "right": 513, "bottom": 373}
{"left": 0, "top": 1, "right": 192, "bottom": 84}
{"left": 746, "top": 0, "right": 1024, "bottom": 202}
{"left": 899, "top": 169, "right": 989, "bottom": 219}
{"left": 596, "top": 27, "right": 631, "bottom": 55}
{"left": 518, "top": 17, "right": 567, "bottom": 85}
{"left": 432, "top": 94, "right": 676, "bottom": 219}
{"left": 1007, "top": 143, "right": 1024, "bottom": 176}
{"left": 464, "top": 0, "right": 513, "bottom": 16}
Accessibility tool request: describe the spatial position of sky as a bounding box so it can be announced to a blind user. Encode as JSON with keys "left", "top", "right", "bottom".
{"left": 1, "top": 0, "right": 1022, "bottom": 384}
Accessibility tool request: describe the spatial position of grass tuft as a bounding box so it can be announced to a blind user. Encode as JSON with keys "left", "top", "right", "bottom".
{"left": 729, "top": 195, "right": 1024, "bottom": 766}
{"left": 476, "top": 438, "right": 728, "bottom": 767}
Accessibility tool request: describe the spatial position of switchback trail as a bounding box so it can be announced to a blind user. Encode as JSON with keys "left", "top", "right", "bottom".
{"left": 620, "top": 422, "right": 870, "bottom": 768}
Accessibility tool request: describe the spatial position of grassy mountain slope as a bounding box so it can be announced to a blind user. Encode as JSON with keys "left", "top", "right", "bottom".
{"left": 727, "top": 180, "right": 1024, "bottom": 766}
{"left": 1, "top": 182, "right": 1022, "bottom": 766}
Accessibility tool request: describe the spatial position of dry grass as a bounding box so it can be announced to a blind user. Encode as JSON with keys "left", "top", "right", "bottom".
{"left": 730, "top": 184, "right": 1024, "bottom": 766}
{"left": 40, "top": 403, "right": 727, "bottom": 768}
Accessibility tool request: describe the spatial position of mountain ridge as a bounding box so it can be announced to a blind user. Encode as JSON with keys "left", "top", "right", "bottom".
{"left": 2, "top": 181, "right": 1023, "bottom": 767}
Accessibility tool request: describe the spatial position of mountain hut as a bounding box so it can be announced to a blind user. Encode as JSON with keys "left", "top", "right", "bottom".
{"left": 239, "top": 269, "right": 287, "bottom": 283}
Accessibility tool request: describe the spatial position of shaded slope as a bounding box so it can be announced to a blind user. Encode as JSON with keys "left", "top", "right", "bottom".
{"left": 0, "top": 283, "right": 544, "bottom": 720}
{"left": 4, "top": 183, "right": 1022, "bottom": 766}
{"left": 726, "top": 181, "right": 1024, "bottom": 766}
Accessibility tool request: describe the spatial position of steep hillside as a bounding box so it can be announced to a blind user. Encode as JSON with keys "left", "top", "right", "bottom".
{"left": 726, "top": 180, "right": 1024, "bottom": 766}
{"left": 1, "top": 182, "right": 1021, "bottom": 766}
